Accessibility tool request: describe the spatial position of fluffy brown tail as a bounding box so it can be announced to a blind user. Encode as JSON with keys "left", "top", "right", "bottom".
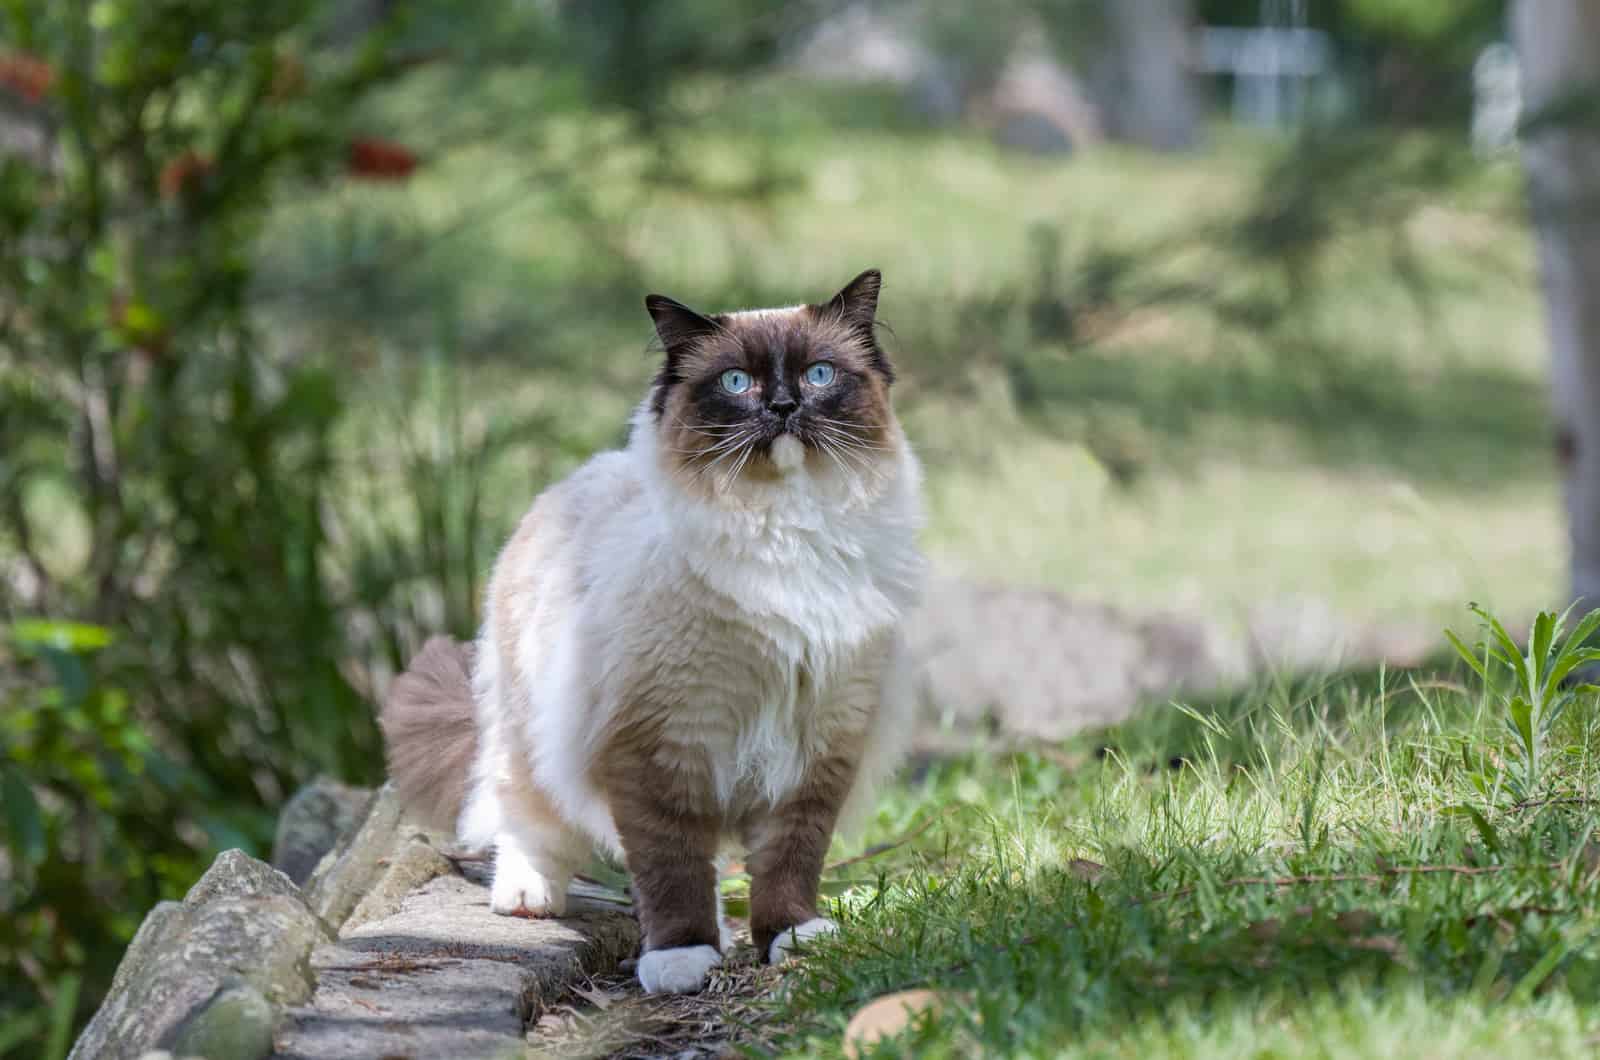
{"left": 379, "top": 635, "right": 478, "bottom": 830}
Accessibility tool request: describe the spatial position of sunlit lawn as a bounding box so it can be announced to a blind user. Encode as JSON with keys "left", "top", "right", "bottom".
{"left": 774, "top": 616, "right": 1600, "bottom": 1057}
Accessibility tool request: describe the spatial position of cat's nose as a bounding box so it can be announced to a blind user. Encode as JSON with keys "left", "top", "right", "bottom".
{"left": 767, "top": 395, "right": 799, "bottom": 415}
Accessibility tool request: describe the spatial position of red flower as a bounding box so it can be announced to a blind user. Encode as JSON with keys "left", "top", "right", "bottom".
{"left": 159, "top": 151, "right": 213, "bottom": 200}
{"left": 0, "top": 51, "right": 53, "bottom": 103}
{"left": 346, "top": 137, "right": 418, "bottom": 181}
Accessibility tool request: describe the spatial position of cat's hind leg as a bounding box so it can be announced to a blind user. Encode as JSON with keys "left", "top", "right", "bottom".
{"left": 463, "top": 750, "right": 587, "bottom": 918}
{"left": 490, "top": 824, "right": 582, "bottom": 918}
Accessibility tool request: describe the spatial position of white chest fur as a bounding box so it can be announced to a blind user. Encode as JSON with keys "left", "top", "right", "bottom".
{"left": 644, "top": 440, "right": 924, "bottom": 810}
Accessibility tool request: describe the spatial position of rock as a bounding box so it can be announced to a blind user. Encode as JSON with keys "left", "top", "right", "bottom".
{"left": 168, "top": 984, "right": 277, "bottom": 1060}
{"left": 186, "top": 848, "right": 306, "bottom": 909}
{"left": 272, "top": 779, "right": 374, "bottom": 886}
{"left": 98, "top": 900, "right": 186, "bottom": 1009}
{"left": 1244, "top": 597, "right": 1434, "bottom": 673}
{"left": 341, "top": 836, "right": 454, "bottom": 933}
{"left": 787, "top": 6, "right": 931, "bottom": 85}
{"left": 902, "top": 577, "right": 1248, "bottom": 744}
{"left": 980, "top": 52, "right": 1102, "bottom": 155}
{"left": 303, "top": 784, "right": 405, "bottom": 931}
{"left": 272, "top": 874, "right": 639, "bottom": 1059}
{"left": 903, "top": 577, "right": 1435, "bottom": 748}
{"left": 69, "top": 894, "right": 329, "bottom": 1060}
{"left": 180, "top": 896, "right": 327, "bottom": 1005}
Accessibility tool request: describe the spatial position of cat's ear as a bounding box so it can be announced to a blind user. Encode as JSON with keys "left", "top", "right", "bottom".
{"left": 645, "top": 294, "right": 720, "bottom": 370}
{"left": 824, "top": 269, "right": 881, "bottom": 334}
{"left": 821, "top": 269, "right": 892, "bottom": 382}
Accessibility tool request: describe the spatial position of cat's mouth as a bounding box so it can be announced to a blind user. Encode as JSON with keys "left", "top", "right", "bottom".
{"left": 769, "top": 433, "right": 806, "bottom": 472}
{"left": 673, "top": 416, "right": 884, "bottom": 486}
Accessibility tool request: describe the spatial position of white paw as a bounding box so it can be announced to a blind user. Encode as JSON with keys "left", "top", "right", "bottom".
{"left": 767, "top": 917, "right": 837, "bottom": 965}
{"left": 489, "top": 859, "right": 566, "bottom": 917}
{"left": 637, "top": 945, "right": 722, "bottom": 994}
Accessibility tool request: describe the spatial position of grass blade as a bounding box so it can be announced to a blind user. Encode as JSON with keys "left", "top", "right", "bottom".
{"left": 1444, "top": 629, "right": 1489, "bottom": 682}
{"left": 42, "top": 974, "right": 79, "bottom": 1060}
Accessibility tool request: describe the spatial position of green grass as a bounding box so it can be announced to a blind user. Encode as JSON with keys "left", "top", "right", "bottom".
{"left": 765, "top": 612, "right": 1600, "bottom": 1057}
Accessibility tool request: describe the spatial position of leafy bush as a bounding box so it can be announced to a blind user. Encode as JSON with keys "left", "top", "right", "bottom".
{"left": 0, "top": 0, "right": 425, "bottom": 1047}
{"left": 0, "top": 622, "right": 207, "bottom": 1057}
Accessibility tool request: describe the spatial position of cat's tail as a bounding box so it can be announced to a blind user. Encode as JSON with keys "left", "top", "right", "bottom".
{"left": 379, "top": 635, "right": 478, "bottom": 831}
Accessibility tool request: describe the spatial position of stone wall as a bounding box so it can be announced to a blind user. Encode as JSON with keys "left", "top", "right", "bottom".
{"left": 71, "top": 784, "right": 638, "bottom": 1060}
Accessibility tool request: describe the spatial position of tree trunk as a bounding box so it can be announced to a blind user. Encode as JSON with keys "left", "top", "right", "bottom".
{"left": 1513, "top": 0, "right": 1600, "bottom": 609}
{"left": 1100, "top": 0, "right": 1200, "bottom": 152}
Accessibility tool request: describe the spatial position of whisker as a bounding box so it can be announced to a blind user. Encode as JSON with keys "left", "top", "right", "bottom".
{"left": 807, "top": 422, "right": 895, "bottom": 455}
{"left": 691, "top": 430, "right": 757, "bottom": 484}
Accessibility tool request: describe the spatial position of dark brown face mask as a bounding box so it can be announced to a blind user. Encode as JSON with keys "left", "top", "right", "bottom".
{"left": 645, "top": 270, "right": 896, "bottom": 482}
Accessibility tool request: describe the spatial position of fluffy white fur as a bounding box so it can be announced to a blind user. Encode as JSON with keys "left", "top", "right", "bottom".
{"left": 637, "top": 945, "right": 724, "bottom": 995}
{"left": 459, "top": 377, "right": 924, "bottom": 993}
{"left": 767, "top": 916, "right": 838, "bottom": 965}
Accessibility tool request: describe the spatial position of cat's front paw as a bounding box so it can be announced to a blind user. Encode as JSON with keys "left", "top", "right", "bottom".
{"left": 767, "top": 916, "right": 837, "bottom": 965}
{"left": 637, "top": 944, "right": 722, "bottom": 994}
{"left": 489, "top": 861, "right": 566, "bottom": 917}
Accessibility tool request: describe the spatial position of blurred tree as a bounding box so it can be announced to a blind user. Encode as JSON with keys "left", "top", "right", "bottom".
{"left": 1512, "top": 0, "right": 1600, "bottom": 613}
{"left": 1098, "top": 0, "right": 1201, "bottom": 150}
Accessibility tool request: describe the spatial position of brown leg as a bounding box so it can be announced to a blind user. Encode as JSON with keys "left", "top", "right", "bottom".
{"left": 609, "top": 787, "right": 722, "bottom": 954}
{"left": 744, "top": 753, "right": 858, "bottom": 961}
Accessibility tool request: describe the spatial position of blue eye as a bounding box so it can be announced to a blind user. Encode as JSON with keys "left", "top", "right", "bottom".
{"left": 804, "top": 362, "right": 835, "bottom": 387}
{"left": 720, "top": 369, "right": 753, "bottom": 395}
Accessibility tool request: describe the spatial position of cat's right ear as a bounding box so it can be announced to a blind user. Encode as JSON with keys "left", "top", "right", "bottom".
{"left": 645, "top": 295, "right": 720, "bottom": 373}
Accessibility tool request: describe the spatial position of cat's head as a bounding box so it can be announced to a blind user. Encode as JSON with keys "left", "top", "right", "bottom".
{"left": 644, "top": 270, "right": 899, "bottom": 492}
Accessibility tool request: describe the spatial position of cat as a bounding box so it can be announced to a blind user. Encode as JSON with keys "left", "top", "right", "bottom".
{"left": 380, "top": 269, "right": 925, "bottom": 995}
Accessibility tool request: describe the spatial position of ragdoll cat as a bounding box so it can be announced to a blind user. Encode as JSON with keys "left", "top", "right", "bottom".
{"left": 380, "top": 269, "right": 925, "bottom": 995}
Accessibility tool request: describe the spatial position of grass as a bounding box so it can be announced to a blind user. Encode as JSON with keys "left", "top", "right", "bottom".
{"left": 747, "top": 611, "right": 1600, "bottom": 1057}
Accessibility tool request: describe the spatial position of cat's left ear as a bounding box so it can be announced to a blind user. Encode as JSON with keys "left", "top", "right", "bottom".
{"left": 645, "top": 294, "right": 721, "bottom": 375}
{"left": 820, "top": 269, "right": 892, "bottom": 382}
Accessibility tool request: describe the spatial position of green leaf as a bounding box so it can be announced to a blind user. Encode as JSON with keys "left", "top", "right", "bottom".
{"left": 1509, "top": 927, "right": 1592, "bottom": 1006}
{"left": 1, "top": 766, "right": 46, "bottom": 867}
{"left": 43, "top": 973, "right": 79, "bottom": 1060}
{"left": 1507, "top": 696, "right": 1536, "bottom": 756}
{"left": 1451, "top": 804, "right": 1501, "bottom": 856}
{"left": 1548, "top": 647, "right": 1600, "bottom": 691}
{"left": 1541, "top": 690, "right": 1575, "bottom": 735}
{"left": 1532, "top": 609, "right": 1556, "bottom": 676}
{"left": 0, "top": 1007, "right": 46, "bottom": 1057}
{"left": 1473, "top": 605, "right": 1526, "bottom": 684}
{"left": 1444, "top": 629, "right": 1488, "bottom": 682}
{"left": 8, "top": 619, "right": 114, "bottom": 653}
{"left": 1562, "top": 606, "right": 1600, "bottom": 654}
